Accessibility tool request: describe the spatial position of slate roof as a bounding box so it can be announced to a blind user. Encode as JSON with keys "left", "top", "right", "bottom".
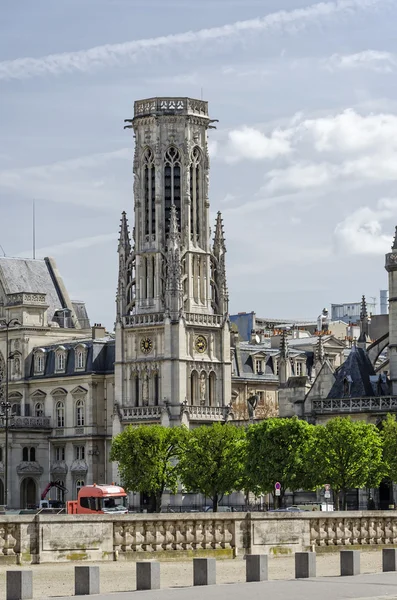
{"left": 0, "top": 257, "right": 64, "bottom": 323}
{"left": 327, "top": 345, "right": 389, "bottom": 398}
{"left": 29, "top": 338, "right": 115, "bottom": 379}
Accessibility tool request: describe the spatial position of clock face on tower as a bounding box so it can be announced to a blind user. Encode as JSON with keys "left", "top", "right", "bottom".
{"left": 195, "top": 335, "right": 207, "bottom": 354}
{"left": 140, "top": 337, "right": 153, "bottom": 355}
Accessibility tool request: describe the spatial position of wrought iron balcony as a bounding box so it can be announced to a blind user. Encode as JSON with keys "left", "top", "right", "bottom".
{"left": 312, "top": 396, "right": 397, "bottom": 414}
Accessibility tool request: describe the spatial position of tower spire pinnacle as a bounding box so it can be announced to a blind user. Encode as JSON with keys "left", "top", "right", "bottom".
{"left": 165, "top": 205, "right": 183, "bottom": 318}
{"left": 211, "top": 211, "right": 228, "bottom": 315}
{"left": 118, "top": 211, "right": 131, "bottom": 255}
{"left": 116, "top": 211, "right": 134, "bottom": 322}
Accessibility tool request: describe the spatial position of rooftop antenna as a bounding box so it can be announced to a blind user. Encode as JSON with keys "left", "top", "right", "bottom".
{"left": 32, "top": 199, "right": 36, "bottom": 259}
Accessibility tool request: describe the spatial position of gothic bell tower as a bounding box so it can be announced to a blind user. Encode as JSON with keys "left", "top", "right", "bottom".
{"left": 114, "top": 97, "right": 231, "bottom": 426}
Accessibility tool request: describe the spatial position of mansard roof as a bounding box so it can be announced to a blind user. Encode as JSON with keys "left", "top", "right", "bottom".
{"left": 0, "top": 257, "right": 63, "bottom": 322}
{"left": 29, "top": 338, "right": 115, "bottom": 379}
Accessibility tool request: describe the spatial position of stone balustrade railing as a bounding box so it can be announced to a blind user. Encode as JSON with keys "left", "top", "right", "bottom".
{"left": 121, "top": 406, "right": 162, "bottom": 421}
{"left": 124, "top": 313, "right": 164, "bottom": 327}
{"left": 2, "top": 512, "right": 397, "bottom": 564}
{"left": 312, "top": 396, "right": 397, "bottom": 414}
{"left": 185, "top": 313, "right": 223, "bottom": 327}
{"left": 186, "top": 405, "right": 231, "bottom": 421}
{"left": 0, "top": 416, "right": 51, "bottom": 429}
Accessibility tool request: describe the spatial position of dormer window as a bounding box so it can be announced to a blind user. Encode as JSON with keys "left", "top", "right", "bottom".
{"left": 75, "top": 344, "right": 87, "bottom": 371}
{"left": 296, "top": 362, "right": 303, "bottom": 376}
{"left": 34, "top": 349, "right": 46, "bottom": 375}
{"left": 255, "top": 359, "right": 263, "bottom": 374}
{"left": 55, "top": 347, "right": 67, "bottom": 372}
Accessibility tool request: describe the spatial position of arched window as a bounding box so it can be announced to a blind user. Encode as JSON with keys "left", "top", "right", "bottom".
{"left": 190, "top": 146, "right": 202, "bottom": 243}
{"left": 11, "top": 403, "right": 21, "bottom": 416}
{"left": 209, "top": 372, "right": 216, "bottom": 407}
{"left": 35, "top": 352, "right": 45, "bottom": 374}
{"left": 75, "top": 348, "right": 85, "bottom": 370}
{"left": 56, "top": 349, "right": 66, "bottom": 371}
{"left": 76, "top": 399, "right": 85, "bottom": 426}
{"left": 30, "top": 447, "right": 35, "bottom": 462}
{"left": 164, "top": 146, "right": 181, "bottom": 235}
{"left": 22, "top": 447, "right": 29, "bottom": 461}
{"left": 35, "top": 402, "right": 44, "bottom": 417}
{"left": 143, "top": 148, "right": 156, "bottom": 240}
{"left": 76, "top": 479, "right": 85, "bottom": 497}
{"left": 190, "top": 371, "right": 198, "bottom": 405}
{"left": 56, "top": 401, "right": 65, "bottom": 428}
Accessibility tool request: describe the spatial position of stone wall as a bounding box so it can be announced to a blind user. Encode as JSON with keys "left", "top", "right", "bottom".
{"left": 1, "top": 512, "right": 397, "bottom": 564}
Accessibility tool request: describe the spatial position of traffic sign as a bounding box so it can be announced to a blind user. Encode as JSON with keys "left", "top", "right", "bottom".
{"left": 324, "top": 484, "right": 330, "bottom": 492}
{"left": 275, "top": 482, "right": 281, "bottom": 490}
{"left": 324, "top": 491, "right": 331, "bottom": 499}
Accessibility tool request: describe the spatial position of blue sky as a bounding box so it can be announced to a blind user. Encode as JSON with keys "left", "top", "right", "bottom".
{"left": 1, "top": 0, "right": 397, "bottom": 328}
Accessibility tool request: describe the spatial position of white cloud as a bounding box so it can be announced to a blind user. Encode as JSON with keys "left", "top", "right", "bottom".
{"left": 0, "top": 0, "right": 385, "bottom": 80}
{"left": 334, "top": 197, "right": 397, "bottom": 255}
{"left": 17, "top": 233, "right": 118, "bottom": 259}
{"left": 229, "top": 109, "right": 397, "bottom": 196}
{"left": 325, "top": 50, "right": 396, "bottom": 72}
{"left": 225, "top": 126, "right": 291, "bottom": 161}
{"left": 0, "top": 149, "right": 131, "bottom": 208}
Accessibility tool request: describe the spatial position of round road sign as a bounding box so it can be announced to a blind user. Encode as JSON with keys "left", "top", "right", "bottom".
{"left": 275, "top": 482, "right": 281, "bottom": 490}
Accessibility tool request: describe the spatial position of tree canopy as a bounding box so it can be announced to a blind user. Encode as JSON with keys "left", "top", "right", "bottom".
{"left": 178, "top": 422, "right": 246, "bottom": 511}
{"left": 110, "top": 424, "right": 186, "bottom": 512}
{"left": 245, "top": 416, "right": 315, "bottom": 500}
{"left": 311, "top": 417, "right": 384, "bottom": 509}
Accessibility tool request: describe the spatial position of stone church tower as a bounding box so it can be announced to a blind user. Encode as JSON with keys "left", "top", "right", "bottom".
{"left": 386, "top": 228, "right": 397, "bottom": 395}
{"left": 114, "top": 97, "right": 231, "bottom": 427}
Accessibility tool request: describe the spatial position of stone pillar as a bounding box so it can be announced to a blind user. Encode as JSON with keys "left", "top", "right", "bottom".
{"left": 295, "top": 552, "right": 316, "bottom": 578}
{"left": 6, "top": 571, "right": 33, "bottom": 600}
{"left": 75, "top": 566, "right": 100, "bottom": 595}
{"left": 383, "top": 548, "right": 397, "bottom": 572}
{"left": 193, "top": 558, "right": 216, "bottom": 586}
{"left": 340, "top": 550, "right": 360, "bottom": 576}
{"left": 136, "top": 561, "right": 160, "bottom": 590}
{"left": 246, "top": 555, "right": 268, "bottom": 582}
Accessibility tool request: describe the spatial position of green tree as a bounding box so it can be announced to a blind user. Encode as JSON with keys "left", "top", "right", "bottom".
{"left": 312, "top": 417, "right": 385, "bottom": 510}
{"left": 245, "top": 417, "right": 315, "bottom": 506}
{"left": 380, "top": 413, "right": 397, "bottom": 499}
{"left": 178, "top": 423, "right": 246, "bottom": 512}
{"left": 110, "top": 424, "right": 186, "bottom": 512}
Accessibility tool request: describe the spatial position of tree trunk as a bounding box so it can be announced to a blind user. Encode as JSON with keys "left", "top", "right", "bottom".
{"left": 342, "top": 489, "right": 347, "bottom": 511}
{"left": 212, "top": 494, "right": 219, "bottom": 513}
{"left": 155, "top": 491, "right": 162, "bottom": 513}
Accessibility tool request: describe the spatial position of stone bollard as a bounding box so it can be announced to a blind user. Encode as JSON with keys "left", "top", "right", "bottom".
{"left": 295, "top": 552, "right": 316, "bottom": 579}
{"left": 136, "top": 561, "right": 160, "bottom": 591}
{"left": 193, "top": 558, "right": 216, "bottom": 586}
{"left": 6, "top": 571, "right": 33, "bottom": 600}
{"left": 340, "top": 550, "right": 360, "bottom": 576}
{"left": 383, "top": 548, "right": 397, "bottom": 572}
{"left": 246, "top": 555, "right": 268, "bottom": 582}
{"left": 75, "top": 566, "right": 100, "bottom": 596}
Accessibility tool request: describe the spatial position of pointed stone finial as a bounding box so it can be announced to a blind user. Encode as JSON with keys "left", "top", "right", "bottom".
{"left": 280, "top": 329, "right": 289, "bottom": 359}
{"left": 213, "top": 211, "right": 226, "bottom": 254}
{"left": 315, "top": 334, "right": 325, "bottom": 364}
{"left": 167, "top": 204, "right": 179, "bottom": 248}
{"left": 118, "top": 211, "right": 131, "bottom": 254}
{"left": 392, "top": 226, "right": 397, "bottom": 250}
{"left": 360, "top": 295, "right": 368, "bottom": 321}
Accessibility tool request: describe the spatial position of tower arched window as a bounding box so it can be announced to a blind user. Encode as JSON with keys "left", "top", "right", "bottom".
{"left": 76, "top": 399, "right": 85, "bottom": 426}
{"left": 190, "top": 146, "right": 202, "bottom": 243}
{"left": 164, "top": 146, "right": 181, "bottom": 235}
{"left": 143, "top": 148, "right": 156, "bottom": 240}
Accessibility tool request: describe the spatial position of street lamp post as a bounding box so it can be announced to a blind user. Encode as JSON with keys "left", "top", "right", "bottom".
{"left": 0, "top": 319, "right": 20, "bottom": 507}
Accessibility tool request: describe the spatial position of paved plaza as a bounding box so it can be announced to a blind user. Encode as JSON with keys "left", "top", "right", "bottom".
{"left": 0, "top": 552, "right": 397, "bottom": 600}
{"left": 51, "top": 573, "right": 397, "bottom": 600}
